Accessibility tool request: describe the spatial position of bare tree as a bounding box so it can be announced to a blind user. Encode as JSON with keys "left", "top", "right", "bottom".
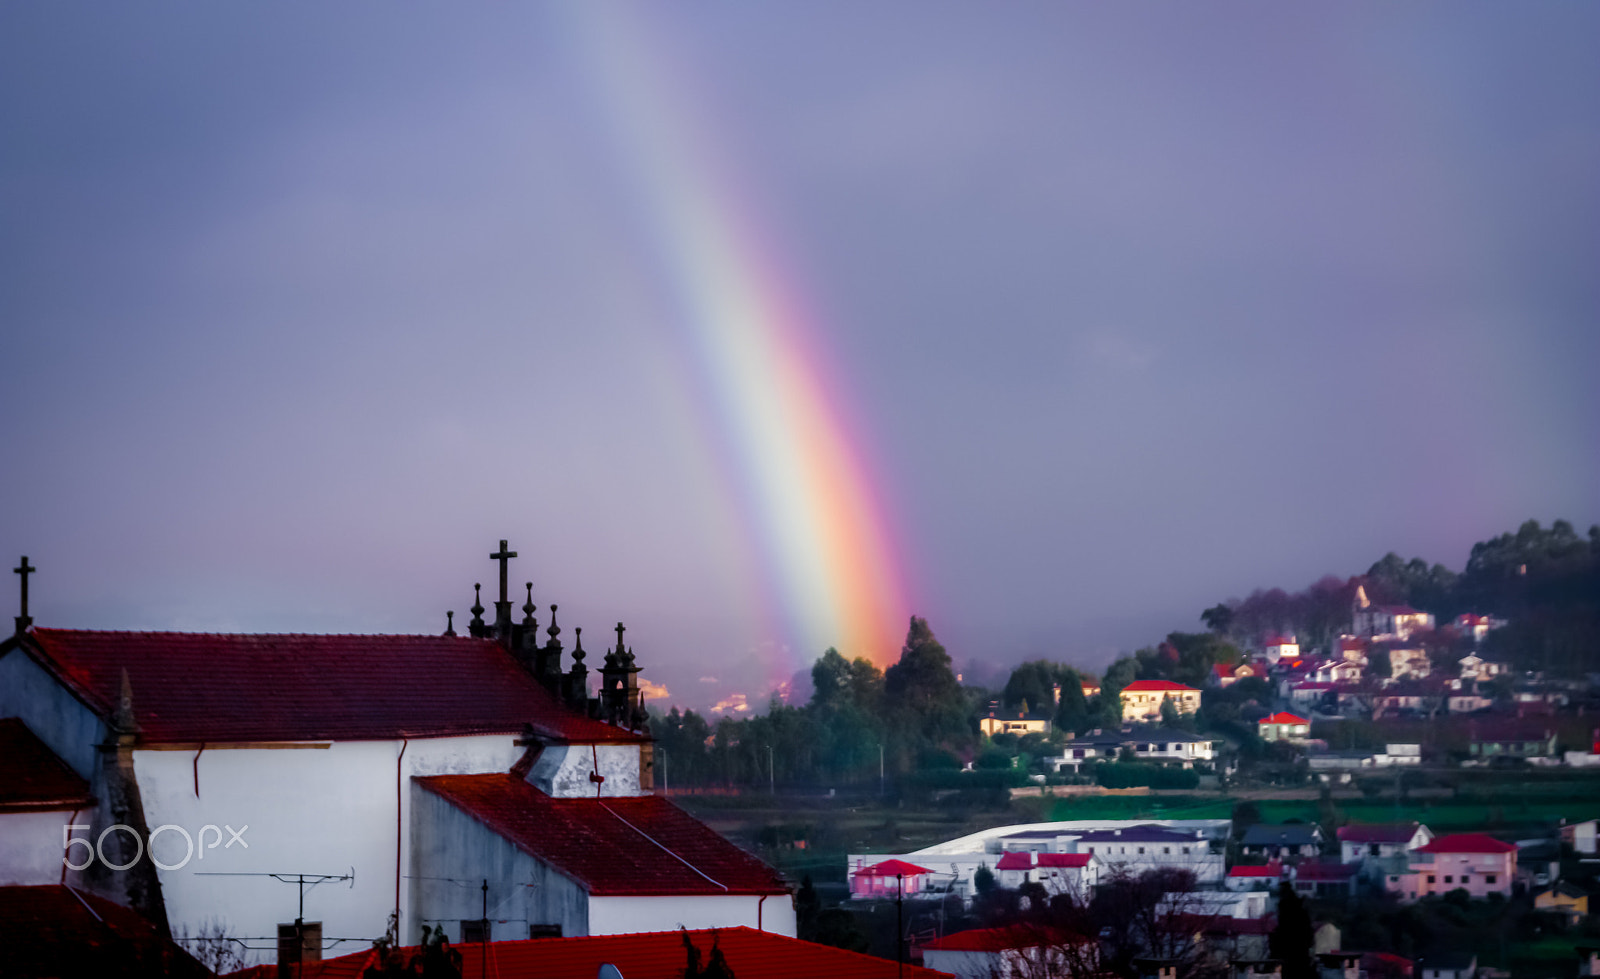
{"left": 173, "top": 918, "right": 247, "bottom": 975}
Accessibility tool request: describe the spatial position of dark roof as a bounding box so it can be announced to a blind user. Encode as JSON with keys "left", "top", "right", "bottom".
{"left": 13, "top": 628, "right": 640, "bottom": 744}
{"left": 0, "top": 718, "right": 92, "bottom": 811}
{"left": 1295, "top": 861, "right": 1359, "bottom": 882}
{"left": 1337, "top": 823, "right": 1420, "bottom": 845}
{"left": 226, "top": 927, "right": 950, "bottom": 979}
{"left": 417, "top": 774, "right": 788, "bottom": 896}
{"left": 0, "top": 885, "right": 210, "bottom": 979}
{"left": 1241, "top": 824, "right": 1321, "bottom": 847}
{"left": 1074, "top": 824, "right": 1204, "bottom": 844}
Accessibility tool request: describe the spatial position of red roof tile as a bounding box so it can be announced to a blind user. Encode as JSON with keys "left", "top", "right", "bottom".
{"left": 0, "top": 885, "right": 210, "bottom": 979}
{"left": 1337, "top": 823, "right": 1420, "bottom": 844}
{"left": 922, "top": 924, "right": 1086, "bottom": 952}
{"left": 15, "top": 628, "right": 640, "bottom": 744}
{"left": 1122, "top": 680, "right": 1198, "bottom": 693}
{"left": 995, "top": 852, "right": 1033, "bottom": 870}
{"left": 228, "top": 928, "right": 950, "bottom": 979}
{"left": 856, "top": 859, "right": 934, "bottom": 877}
{"left": 1228, "top": 863, "right": 1282, "bottom": 878}
{"left": 1264, "top": 636, "right": 1297, "bottom": 647}
{"left": 1037, "top": 853, "right": 1092, "bottom": 869}
{"left": 1260, "top": 712, "right": 1309, "bottom": 726}
{"left": 418, "top": 774, "right": 787, "bottom": 896}
{"left": 1295, "top": 861, "right": 1359, "bottom": 881}
{"left": 0, "top": 718, "right": 92, "bottom": 811}
{"left": 1415, "top": 833, "right": 1517, "bottom": 854}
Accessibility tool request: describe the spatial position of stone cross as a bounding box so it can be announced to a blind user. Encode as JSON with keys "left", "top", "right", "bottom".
{"left": 13, "top": 556, "right": 34, "bottom": 632}
{"left": 490, "top": 540, "right": 518, "bottom": 606}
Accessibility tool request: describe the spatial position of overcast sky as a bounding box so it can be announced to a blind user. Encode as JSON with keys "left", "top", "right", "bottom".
{"left": 3, "top": 3, "right": 1596, "bottom": 712}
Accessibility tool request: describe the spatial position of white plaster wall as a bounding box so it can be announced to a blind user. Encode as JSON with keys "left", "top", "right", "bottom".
{"left": 528, "top": 743, "right": 643, "bottom": 798}
{"left": 587, "top": 894, "right": 795, "bottom": 937}
{"left": 0, "top": 649, "right": 105, "bottom": 777}
{"left": 134, "top": 734, "right": 521, "bottom": 966}
{"left": 0, "top": 810, "right": 81, "bottom": 885}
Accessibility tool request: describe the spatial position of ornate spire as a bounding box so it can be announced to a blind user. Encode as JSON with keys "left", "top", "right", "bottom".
{"left": 443, "top": 610, "right": 456, "bottom": 637}
{"left": 522, "top": 583, "right": 537, "bottom": 628}
{"left": 547, "top": 604, "right": 561, "bottom": 642}
{"left": 571, "top": 626, "right": 585, "bottom": 666}
{"left": 111, "top": 668, "right": 139, "bottom": 737}
{"left": 469, "top": 583, "right": 486, "bottom": 636}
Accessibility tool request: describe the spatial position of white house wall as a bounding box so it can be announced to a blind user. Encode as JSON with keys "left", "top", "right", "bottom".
{"left": 408, "top": 782, "right": 590, "bottom": 942}
{"left": 586, "top": 895, "right": 796, "bottom": 937}
{"left": 528, "top": 743, "right": 643, "bottom": 798}
{"left": 0, "top": 811, "right": 80, "bottom": 886}
{"left": 0, "top": 648, "right": 105, "bottom": 778}
{"left": 132, "top": 734, "right": 522, "bottom": 967}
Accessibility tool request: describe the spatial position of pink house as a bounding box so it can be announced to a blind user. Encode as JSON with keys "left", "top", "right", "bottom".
{"left": 1395, "top": 834, "right": 1516, "bottom": 901}
{"left": 851, "top": 859, "right": 934, "bottom": 899}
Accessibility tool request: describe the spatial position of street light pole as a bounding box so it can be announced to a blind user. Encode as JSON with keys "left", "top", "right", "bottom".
{"left": 896, "top": 872, "right": 905, "bottom": 979}
{"left": 768, "top": 744, "right": 775, "bottom": 796}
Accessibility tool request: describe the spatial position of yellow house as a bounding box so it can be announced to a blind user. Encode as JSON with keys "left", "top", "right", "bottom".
{"left": 1119, "top": 680, "right": 1201, "bottom": 721}
{"left": 1536, "top": 882, "right": 1588, "bottom": 923}
{"left": 979, "top": 710, "right": 1052, "bottom": 738}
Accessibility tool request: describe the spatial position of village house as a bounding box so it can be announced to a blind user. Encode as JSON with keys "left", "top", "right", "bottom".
{"left": 1467, "top": 722, "right": 1557, "bottom": 760}
{"left": 1534, "top": 882, "right": 1589, "bottom": 924}
{"left": 1387, "top": 645, "right": 1432, "bottom": 680}
{"left": 979, "top": 709, "right": 1052, "bottom": 739}
{"left": 1352, "top": 585, "right": 1436, "bottom": 640}
{"left": 850, "top": 859, "right": 936, "bottom": 900}
{"left": 1264, "top": 635, "right": 1301, "bottom": 664}
{"left": 1240, "top": 824, "right": 1324, "bottom": 861}
{"left": 1258, "top": 712, "right": 1311, "bottom": 741}
{"left": 1224, "top": 862, "right": 1284, "bottom": 892}
{"left": 1337, "top": 823, "right": 1433, "bottom": 864}
{"left": 1119, "top": 680, "right": 1201, "bottom": 722}
{"left": 922, "top": 924, "right": 1096, "bottom": 979}
{"left": 1046, "top": 727, "right": 1216, "bottom": 772}
{"left": 1394, "top": 834, "right": 1516, "bottom": 901}
{"left": 1292, "top": 860, "right": 1360, "bottom": 899}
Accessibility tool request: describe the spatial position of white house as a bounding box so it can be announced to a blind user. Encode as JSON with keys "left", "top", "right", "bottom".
{"left": 0, "top": 555, "right": 793, "bottom": 967}
{"left": 1263, "top": 636, "right": 1300, "bottom": 664}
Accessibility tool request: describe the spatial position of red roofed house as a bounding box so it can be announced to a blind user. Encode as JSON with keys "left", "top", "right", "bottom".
{"left": 1395, "top": 834, "right": 1517, "bottom": 901}
{"left": 1263, "top": 636, "right": 1300, "bottom": 664}
{"left": 226, "top": 927, "right": 951, "bottom": 979}
{"left": 0, "top": 545, "right": 793, "bottom": 971}
{"left": 1224, "top": 861, "right": 1284, "bottom": 892}
{"left": 921, "top": 924, "right": 1095, "bottom": 979}
{"left": 1258, "top": 712, "right": 1310, "bottom": 741}
{"left": 1119, "top": 680, "right": 1201, "bottom": 722}
{"left": 850, "top": 859, "right": 935, "bottom": 899}
{"left": 1352, "top": 585, "right": 1435, "bottom": 640}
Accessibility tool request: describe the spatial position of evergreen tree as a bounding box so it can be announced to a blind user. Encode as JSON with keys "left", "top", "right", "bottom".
{"left": 1269, "top": 882, "right": 1315, "bottom": 979}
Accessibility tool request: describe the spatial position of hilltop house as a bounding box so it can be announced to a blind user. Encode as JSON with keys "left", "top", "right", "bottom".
{"left": 1240, "top": 824, "right": 1324, "bottom": 861}
{"left": 1119, "top": 680, "right": 1201, "bottom": 722}
{"left": 1352, "top": 585, "right": 1436, "bottom": 640}
{"left": 1258, "top": 712, "right": 1311, "bottom": 741}
{"left": 979, "top": 709, "right": 1052, "bottom": 739}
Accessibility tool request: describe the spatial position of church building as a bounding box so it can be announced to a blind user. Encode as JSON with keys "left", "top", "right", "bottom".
{"left": 0, "top": 545, "right": 794, "bottom": 968}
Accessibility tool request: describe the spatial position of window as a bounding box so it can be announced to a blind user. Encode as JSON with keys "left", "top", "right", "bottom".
{"left": 1138, "top": 847, "right": 1145, "bottom": 855}
{"left": 461, "top": 920, "right": 490, "bottom": 944}
{"left": 1486, "top": 875, "right": 1496, "bottom": 884}
{"left": 1461, "top": 876, "right": 1470, "bottom": 883}
{"left": 1163, "top": 847, "right": 1171, "bottom": 854}
{"left": 1444, "top": 876, "right": 1453, "bottom": 884}
{"left": 528, "top": 925, "right": 562, "bottom": 939}
{"left": 1428, "top": 876, "right": 1436, "bottom": 884}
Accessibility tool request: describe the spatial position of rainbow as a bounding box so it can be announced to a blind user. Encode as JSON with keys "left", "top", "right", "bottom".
{"left": 561, "top": 7, "right": 909, "bottom": 671}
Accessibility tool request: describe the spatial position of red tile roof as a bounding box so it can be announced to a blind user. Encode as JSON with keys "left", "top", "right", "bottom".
{"left": 0, "top": 718, "right": 92, "bottom": 811}
{"left": 227, "top": 928, "right": 950, "bottom": 979}
{"left": 0, "top": 885, "right": 210, "bottom": 979}
{"left": 418, "top": 774, "right": 787, "bottom": 896}
{"left": 1337, "top": 823, "right": 1420, "bottom": 844}
{"left": 995, "top": 852, "right": 1034, "bottom": 870}
{"left": 1122, "top": 680, "right": 1198, "bottom": 693}
{"left": 1415, "top": 833, "right": 1517, "bottom": 855}
{"left": 1228, "top": 863, "right": 1282, "bottom": 878}
{"left": 1037, "top": 853, "right": 1092, "bottom": 869}
{"left": 1264, "top": 636, "right": 1297, "bottom": 647}
{"left": 15, "top": 628, "right": 640, "bottom": 744}
{"left": 922, "top": 924, "right": 1087, "bottom": 952}
{"left": 1295, "top": 861, "right": 1359, "bottom": 881}
{"left": 1260, "top": 712, "right": 1309, "bottom": 726}
{"left": 855, "top": 858, "right": 934, "bottom": 877}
